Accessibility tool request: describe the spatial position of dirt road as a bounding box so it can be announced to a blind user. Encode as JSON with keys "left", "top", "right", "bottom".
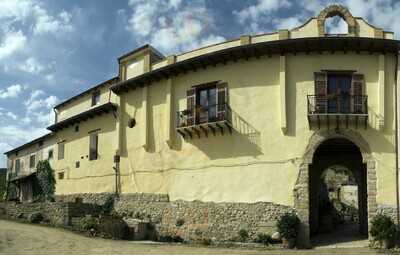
{"left": 0, "top": 220, "right": 380, "bottom": 255}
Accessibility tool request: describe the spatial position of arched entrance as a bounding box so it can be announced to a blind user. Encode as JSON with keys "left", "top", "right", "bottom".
{"left": 309, "top": 138, "right": 368, "bottom": 245}
{"left": 293, "top": 130, "right": 377, "bottom": 247}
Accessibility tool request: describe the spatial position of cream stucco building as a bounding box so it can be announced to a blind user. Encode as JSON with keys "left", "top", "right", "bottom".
{"left": 4, "top": 5, "right": 400, "bottom": 246}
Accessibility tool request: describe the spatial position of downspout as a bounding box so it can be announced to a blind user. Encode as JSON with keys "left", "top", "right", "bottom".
{"left": 395, "top": 51, "right": 400, "bottom": 226}
{"left": 109, "top": 88, "right": 120, "bottom": 197}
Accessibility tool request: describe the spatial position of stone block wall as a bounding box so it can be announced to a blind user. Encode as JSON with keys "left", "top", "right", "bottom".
{"left": 0, "top": 200, "right": 102, "bottom": 226}
{"left": 57, "top": 193, "right": 293, "bottom": 242}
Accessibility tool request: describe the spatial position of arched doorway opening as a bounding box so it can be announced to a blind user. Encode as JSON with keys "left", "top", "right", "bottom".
{"left": 309, "top": 138, "right": 368, "bottom": 245}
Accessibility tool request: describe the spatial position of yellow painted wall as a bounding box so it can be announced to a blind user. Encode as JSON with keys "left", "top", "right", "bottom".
{"left": 53, "top": 113, "right": 117, "bottom": 194}
{"left": 57, "top": 85, "right": 116, "bottom": 122}
{"left": 92, "top": 52, "right": 396, "bottom": 207}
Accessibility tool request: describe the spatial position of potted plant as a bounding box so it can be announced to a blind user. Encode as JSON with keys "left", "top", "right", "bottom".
{"left": 277, "top": 212, "right": 300, "bottom": 249}
{"left": 370, "top": 214, "right": 397, "bottom": 249}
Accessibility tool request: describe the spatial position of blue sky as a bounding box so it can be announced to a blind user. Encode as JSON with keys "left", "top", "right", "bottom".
{"left": 0, "top": 0, "right": 399, "bottom": 167}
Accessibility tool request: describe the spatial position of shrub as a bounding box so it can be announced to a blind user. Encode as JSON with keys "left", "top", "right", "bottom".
{"left": 101, "top": 195, "right": 115, "bottom": 215}
{"left": 201, "top": 238, "right": 211, "bottom": 246}
{"left": 78, "top": 215, "right": 98, "bottom": 232}
{"left": 277, "top": 212, "right": 300, "bottom": 240}
{"left": 370, "top": 214, "right": 396, "bottom": 242}
{"left": 255, "top": 233, "right": 273, "bottom": 245}
{"left": 35, "top": 160, "right": 56, "bottom": 201}
{"left": 238, "top": 229, "right": 249, "bottom": 242}
{"left": 28, "top": 212, "right": 43, "bottom": 223}
{"left": 176, "top": 218, "right": 185, "bottom": 227}
{"left": 158, "top": 235, "right": 184, "bottom": 243}
{"left": 97, "top": 215, "right": 128, "bottom": 239}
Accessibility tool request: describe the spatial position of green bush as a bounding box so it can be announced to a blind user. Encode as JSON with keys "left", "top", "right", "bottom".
{"left": 101, "top": 195, "right": 115, "bottom": 215}
{"left": 277, "top": 212, "right": 300, "bottom": 239}
{"left": 255, "top": 233, "right": 273, "bottom": 245}
{"left": 97, "top": 215, "right": 128, "bottom": 239}
{"left": 35, "top": 160, "right": 56, "bottom": 201}
{"left": 370, "top": 214, "right": 396, "bottom": 242}
{"left": 201, "top": 238, "right": 211, "bottom": 245}
{"left": 238, "top": 229, "right": 249, "bottom": 242}
{"left": 176, "top": 218, "right": 185, "bottom": 227}
{"left": 28, "top": 212, "right": 43, "bottom": 223}
{"left": 79, "top": 215, "right": 98, "bottom": 232}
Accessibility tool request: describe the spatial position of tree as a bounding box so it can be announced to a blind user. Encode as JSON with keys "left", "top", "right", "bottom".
{"left": 35, "top": 160, "right": 56, "bottom": 201}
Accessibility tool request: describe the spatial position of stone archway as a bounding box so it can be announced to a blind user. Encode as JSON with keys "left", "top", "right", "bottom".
{"left": 293, "top": 129, "right": 377, "bottom": 247}
{"left": 317, "top": 5, "right": 358, "bottom": 36}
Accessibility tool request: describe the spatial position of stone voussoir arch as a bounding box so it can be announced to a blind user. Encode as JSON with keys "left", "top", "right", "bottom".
{"left": 293, "top": 129, "right": 376, "bottom": 247}
{"left": 317, "top": 4, "right": 358, "bottom": 36}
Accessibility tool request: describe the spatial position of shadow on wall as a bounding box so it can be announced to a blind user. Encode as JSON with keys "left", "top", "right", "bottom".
{"left": 187, "top": 111, "right": 263, "bottom": 160}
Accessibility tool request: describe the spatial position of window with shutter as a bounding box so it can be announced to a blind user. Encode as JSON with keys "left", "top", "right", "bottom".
{"left": 216, "top": 82, "right": 228, "bottom": 121}
{"left": 351, "top": 74, "right": 364, "bottom": 113}
{"left": 15, "top": 159, "right": 20, "bottom": 174}
{"left": 314, "top": 72, "right": 327, "bottom": 113}
{"left": 89, "top": 133, "right": 98, "bottom": 161}
{"left": 29, "top": 154, "right": 36, "bottom": 168}
{"left": 58, "top": 142, "right": 65, "bottom": 160}
{"left": 186, "top": 88, "right": 196, "bottom": 126}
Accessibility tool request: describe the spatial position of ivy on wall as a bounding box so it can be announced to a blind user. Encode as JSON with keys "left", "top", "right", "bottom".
{"left": 34, "top": 160, "right": 56, "bottom": 201}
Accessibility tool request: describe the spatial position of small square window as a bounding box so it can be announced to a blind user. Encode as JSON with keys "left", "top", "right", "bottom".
{"left": 58, "top": 172, "right": 64, "bottom": 180}
{"left": 75, "top": 125, "right": 79, "bottom": 132}
{"left": 38, "top": 140, "right": 43, "bottom": 147}
{"left": 75, "top": 161, "right": 80, "bottom": 168}
{"left": 91, "top": 91, "right": 101, "bottom": 106}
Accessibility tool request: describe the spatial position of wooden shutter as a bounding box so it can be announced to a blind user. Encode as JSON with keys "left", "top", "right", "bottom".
{"left": 58, "top": 143, "right": 65, "bottom": 160}
{"left": 351, "top": 74, "right": 364, "bottom": 113}
{"left": 186, "top": 88, "right": 196, "bottom": 126}
{"left": 89, "top": 133, "right": 98, "bottom": 160}
{"left": 216, "top": 82, "right": 228, "bottom": 121}
{"left": 314, "top": 72, "right": 327, "bottom": 113}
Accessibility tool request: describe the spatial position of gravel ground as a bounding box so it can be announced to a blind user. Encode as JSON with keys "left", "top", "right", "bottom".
{"left": 0, "top": 220, "right": 381, "bottom": 255}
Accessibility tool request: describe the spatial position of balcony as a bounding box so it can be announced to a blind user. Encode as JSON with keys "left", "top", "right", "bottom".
{"left": 307, "top": 95, "right": 368, "bottom": 129}
{"left": 176, "top": 103, "right": 232, "bottom": 139}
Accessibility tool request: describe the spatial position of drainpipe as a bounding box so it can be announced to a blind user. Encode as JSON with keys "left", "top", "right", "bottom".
{"left": 395, "top": 52, "right": 400, "bottom": 226}
{"left": 109, "top": 87, "right": 120, "bottom": 197}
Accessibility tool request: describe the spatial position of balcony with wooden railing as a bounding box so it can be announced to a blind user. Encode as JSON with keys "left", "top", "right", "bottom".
{"left": 307, "top": 95, "right": 368, "bottom": 129}
{"left": 176, "top": 103, "right": 232, "bottom": 139}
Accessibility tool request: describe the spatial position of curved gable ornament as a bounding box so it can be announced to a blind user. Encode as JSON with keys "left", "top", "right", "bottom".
{"left": 317, "top": 5, "right": 358, "bottom": 36}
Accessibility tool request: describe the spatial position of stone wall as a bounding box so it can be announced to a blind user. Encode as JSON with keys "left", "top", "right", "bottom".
{"left": 0, "top": 200, "right": 102, "bottom": 226}
{"left": 377, "top": 204, "right": 398, "bottom": 223}
{"left": 57, "top": 193, "right": 293, "bottom": 242}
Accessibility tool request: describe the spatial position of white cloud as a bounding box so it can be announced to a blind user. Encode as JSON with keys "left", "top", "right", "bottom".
{"left": 25, "top": 94, "right": 58, "bottom": 111}
{"left": 0, "top": 0, "right": 34, "bottom": 21}
{"left": 126, "top": 0, "right": 225, "bottom": 53}
{"left": 0, "top": 84, "right": 23, "bottom": 99}
{"left": 0, "top": 30, "right": 27, "bottom": 60}
{"left": 19, "top": 57, "right": 45, "bottom": 74}
{"left": 274, "top": 17, "right": 304, "bottom": 30}
{"left": 325, "top": 16, "right": 348, "bottom": 34}
{"left": 234, "top": 0, "right": 292, "bottom": 33}
{"left": 6, "top": 111, "right": 17, "bottom": 120}
{"left": 33, "top": 6, "right": 74, "bottom": 35}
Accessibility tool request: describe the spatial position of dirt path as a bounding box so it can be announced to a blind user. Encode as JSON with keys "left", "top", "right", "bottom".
{"left": 0, "top": 220, "right": 379, "bottom": 255}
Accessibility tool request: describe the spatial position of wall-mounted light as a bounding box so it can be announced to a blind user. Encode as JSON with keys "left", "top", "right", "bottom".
{"left": 128, "top": 118, "right": 136, "bottom": 128}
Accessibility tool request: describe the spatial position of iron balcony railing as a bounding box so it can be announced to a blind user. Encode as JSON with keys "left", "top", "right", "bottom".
{"left": 308, "top": 95, "right": 368, "bottom": 115}
{"left": 177, "top": 103, "right": 232, "bottom": 128}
